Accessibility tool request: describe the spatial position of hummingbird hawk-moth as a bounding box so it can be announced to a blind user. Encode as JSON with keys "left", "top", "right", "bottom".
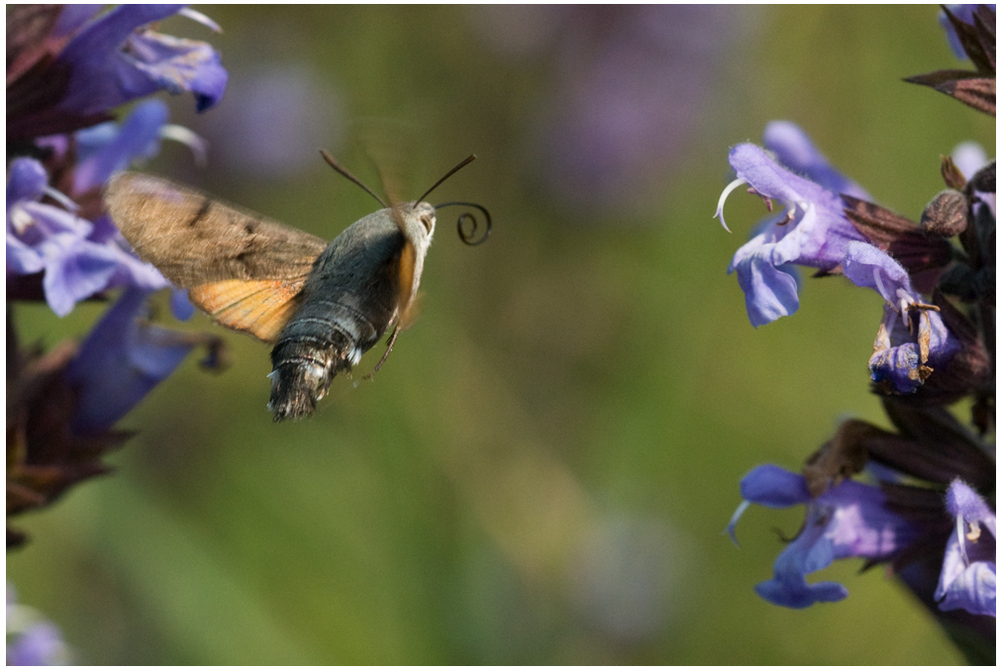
{"left": 104, "top": 152, "right": 489, "bottom": 421}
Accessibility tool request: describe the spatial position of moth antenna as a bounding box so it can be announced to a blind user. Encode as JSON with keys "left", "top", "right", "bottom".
{"left": 363, "top": 325, "right": 401, "bottom": 380}
{"left": 319, "top": 149, "right": 386, "bottom": 207}
{"left": 436, "top": 201, "right": 493, "bottom": 246}
{"left": 416, "top": 154, "right": 477, "bottom": 204}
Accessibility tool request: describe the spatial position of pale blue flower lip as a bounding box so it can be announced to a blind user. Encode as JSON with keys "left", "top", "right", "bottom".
{"left": 67, "top": 287, "right": 201, "bottom": 433}
{"left": 842, "top": 241, "right": 914, "bottom": 305}
{"left": 730, "top": 464, "right": 918, "bottom": 609}
{"left": 935, "top": 479, "right": 997, "bottom": 617}
{"left": 727, "top": 143, "right": 828, "bottom": 208}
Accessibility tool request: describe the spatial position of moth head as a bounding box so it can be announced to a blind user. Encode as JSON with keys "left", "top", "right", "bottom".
{"left": 398, "top": 200, "right": 436, "bottom": 248}
{"left": 319, "top": 149, "right": 490, "bottom": 246}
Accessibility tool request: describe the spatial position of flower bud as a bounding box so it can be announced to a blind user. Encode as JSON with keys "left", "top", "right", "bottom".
{"left": 921, "top": 189, "right": 969, "bottom": 237}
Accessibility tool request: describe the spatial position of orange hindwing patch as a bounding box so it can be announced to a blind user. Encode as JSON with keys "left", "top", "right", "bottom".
{"left": 188, "top": 279, "right": 306, "bottom": 343}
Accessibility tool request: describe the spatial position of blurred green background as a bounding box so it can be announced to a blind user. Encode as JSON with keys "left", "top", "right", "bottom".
{"left": 9, "top": 5, "right": 994, "bottom": 664}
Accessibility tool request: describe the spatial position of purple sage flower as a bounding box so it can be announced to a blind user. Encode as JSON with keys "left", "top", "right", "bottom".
{"left": 841, "top": 241, "right": 960, "bottom": 394}
{"left": 936, "top": 479, "right": 997, "bottom": 617}
{"left": 6, "top": 3, "right": 227, "bottom": 549}
{"left": 8, "top": 5, "right": 227, "bottom": 142}
{"left": 67, "top": 287, "right": 209, "bottom": 433}
{"left": 56, "top": 5, "right": 227, "bottom": 116}
{"left": 714, "top": 134, "right": 868, "bottom": 327}
{"left": 728, "top": 464, "right": 918, "bottom": 609}
{"left": 6, "top": 101, "right": 189, "bottom": 316}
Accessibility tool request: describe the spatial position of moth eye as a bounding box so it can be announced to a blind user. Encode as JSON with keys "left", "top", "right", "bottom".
{"left": 420, "top": 214, "right": 434, "bottom": 233}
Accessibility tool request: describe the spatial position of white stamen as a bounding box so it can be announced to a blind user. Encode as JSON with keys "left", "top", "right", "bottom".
{"left": 159, "top": 125, "right": 209, "bottom": 167}
{"left": 871, "top": 267, "right": 889, "bottom": 304}
{"left": 42, "top": 186, "right": 79, "bottom": 212}
{"left": 956, "top": 513, "right": 970, "bottom": 566}
{"left": 726, "top": 500, "right": 752, "bottom": 546}
{"left": 714, "top": 177, "right": 747, "bottom": 233}
{"left": 179, "top": 7, "right": 222, "bottom": 33}
{"left": 787, "top": 201, "right": 800, "bottom": 221}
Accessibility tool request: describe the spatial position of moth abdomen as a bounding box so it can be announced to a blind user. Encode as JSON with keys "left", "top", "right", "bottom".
{"left": 268, "top": 334, "right": 350, "bottom": 422}
{"left": 267, "top": 297, "right": 386, "bottom": 421}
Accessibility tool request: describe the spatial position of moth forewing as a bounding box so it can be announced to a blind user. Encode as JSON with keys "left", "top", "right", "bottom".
{"left": 105, "top": 172, "right": 327, "bottom": 288}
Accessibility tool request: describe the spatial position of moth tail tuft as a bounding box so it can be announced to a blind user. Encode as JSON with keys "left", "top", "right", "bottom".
{"left": 267, "top": 361, "right": 333, "bottom": 421}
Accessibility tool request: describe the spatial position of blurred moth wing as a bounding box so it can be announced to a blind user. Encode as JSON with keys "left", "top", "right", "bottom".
{"left": 105, "top": 172, "right": 328, "bottom": 343}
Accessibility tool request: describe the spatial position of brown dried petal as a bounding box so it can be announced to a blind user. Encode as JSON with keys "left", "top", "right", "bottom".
{"left": 802, "top": 419, "right": 872, "bottom": 496}
{"left": 940, "top": 155, "right": 967, "bottom": 191}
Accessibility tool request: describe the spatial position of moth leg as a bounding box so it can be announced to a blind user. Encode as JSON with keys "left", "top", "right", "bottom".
{"left": 363, "top": 325, "right": 401, "bottom": 380}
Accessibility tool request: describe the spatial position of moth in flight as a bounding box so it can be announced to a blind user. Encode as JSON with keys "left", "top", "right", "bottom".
{"left": 105, "top": 152, "right": 489, "bottom": 421}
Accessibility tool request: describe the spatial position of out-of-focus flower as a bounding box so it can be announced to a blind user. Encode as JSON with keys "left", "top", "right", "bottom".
{"left": 568, "top": 514, "right": 686, "bottom": 642}
{"left": 57, "top": 6, "right": 226, "bottom": 115}
{"left": 951, "top": 141, "right": 989, "bottom": 180}
{"left": 6, "top": 111, "right": 169, "bottom": 316}
{"left": 6, "top": 99, "right": 211, "bottom": 318}
{"left": 714, "top": 132, "right": 868, "bottom": 326}
{"left": 728, "top": 464, "right": 917, "bottom": 608}
{"left": 6, "top": 288, "right": 224, "bottom": 546}
{"left": 6, "top": 585, "right": 72, "bottom": 666}
{"left": 8, "top": 5, "right": 227, "bottom": 141}
{"left": 936, "top": 479, "right": 997, "bottom": 617}
{"left": 193, "top": 63, "right": 343, "bottom": 180}
{"left": 475, "top": 5, "right": 743, "bottom": 218}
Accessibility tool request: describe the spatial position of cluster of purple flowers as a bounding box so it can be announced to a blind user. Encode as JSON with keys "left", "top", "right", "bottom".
{"left": 718, "top": 6, "right": 995, "bottom": 660}
{"left": 5, "top": 2, "right": 228, "bottom": 558}
{"left": 7, "top": 7, "right": 228, "bottom": 661}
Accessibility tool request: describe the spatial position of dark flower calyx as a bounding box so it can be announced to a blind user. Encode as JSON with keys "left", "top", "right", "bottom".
{"left": 921, "top": 189, "right": 969, "bottom": 237}
{"left": 904, "top": 6, "right": 997, "bottom": 116}
{"left": 943, "top": 5, "right": 997, "bottom": 76}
